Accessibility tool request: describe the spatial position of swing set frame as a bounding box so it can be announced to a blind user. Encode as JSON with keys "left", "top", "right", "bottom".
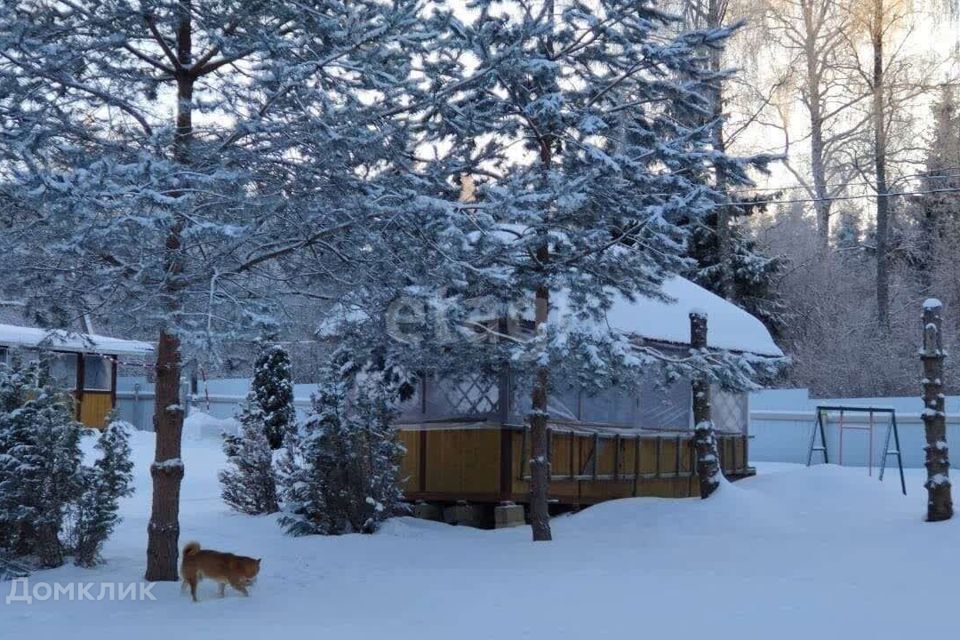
{"left": 807, "top": 405, "right": 907, "bottom": 496}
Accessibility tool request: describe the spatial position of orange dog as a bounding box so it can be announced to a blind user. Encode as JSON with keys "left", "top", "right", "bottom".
{"left": 180, "top": 541, "right": 261, "bottom": 602}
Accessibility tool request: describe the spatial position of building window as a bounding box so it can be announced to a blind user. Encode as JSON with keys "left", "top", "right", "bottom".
{"left": 49, "top": 353, "right": 78, "bottom": 390}
{"left": 83, "top": 355, "right": 112, "bottom": 391}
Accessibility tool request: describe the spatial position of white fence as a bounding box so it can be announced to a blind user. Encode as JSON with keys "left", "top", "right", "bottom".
{"left": 115, "top": 385, "right": 314, "bottom": 432}
{"left": 749, "top": 409, "right": 960, "bottom": 469}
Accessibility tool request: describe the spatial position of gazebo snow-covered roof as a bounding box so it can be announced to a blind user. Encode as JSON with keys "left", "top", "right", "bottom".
{"left": 546, "top": 276, "right": 783, "bottom": 357}
{"left": 0, "top": 323, "right": 154, "bottom": 357}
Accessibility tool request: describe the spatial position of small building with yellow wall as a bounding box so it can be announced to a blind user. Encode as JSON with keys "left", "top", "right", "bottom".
{"left": 0, "top": 324, "right": 153, "bottom": 428}
{"left": 390, "top": 276, "right": 783, "bottom": 514}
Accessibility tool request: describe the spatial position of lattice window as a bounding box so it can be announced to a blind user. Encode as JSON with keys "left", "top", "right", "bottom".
{"left": 711, "top": 386, "right": 747, "bottom": 434}
{"left": 427, "top": 374, "right": 499, "bottom": 417}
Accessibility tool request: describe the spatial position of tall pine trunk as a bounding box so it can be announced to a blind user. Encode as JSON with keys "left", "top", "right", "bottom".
{"left": 145, "top": 4, "right": 193, "bottom": 581}
{"left": 526, "top": 0, "right": 555, "bottom": 543}
{"left": 528, "top": 154, "right": 552, "bottom": 542}
{"left": 707, "top": 0, "right": 733, "bottom": 298}
{"left": 529, "top": 279, "right": 552, "bottom": 541}
{"left": 691, "top": 312, "right": 722, "bottom": 498}
{"left": 872, "top": 0, "right": 890, "bottom": 330}
{"left": 146, "top": 331, "right": 185, "bottom": 580}
{"left": 921, "top": 300, "right": 952, "bottom": 522}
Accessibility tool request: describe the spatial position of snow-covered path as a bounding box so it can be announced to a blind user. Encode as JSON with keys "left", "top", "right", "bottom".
{"left": 5, "top": 432, "right": 956, "bottom": 639}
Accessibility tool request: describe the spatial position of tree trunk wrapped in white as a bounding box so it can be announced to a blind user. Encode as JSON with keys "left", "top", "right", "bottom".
{"left": 691, "top": 312, "right": 722, "bottom": 499}
{"left": 921, "top": 299, "right": 952, "bottom": 522}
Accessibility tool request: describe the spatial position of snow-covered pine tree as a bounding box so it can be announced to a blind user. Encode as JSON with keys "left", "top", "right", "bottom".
{"left": 218, "top": 341, "right": 294, "bottom": 514}
{"left": 72, "top": 418, "right": 135, "bottom": 567}
{"left": 670, "top": 0, "right": 786, "bottom": 336}
{"left": 250, "top": 343, "right": 296, "bottom": 450}
{"left": 322, "top": 0, "right": 783, "bottom": 539}
{"left": 351, "top": 373, "right": 407, "bottom": 532}
{"left": 833, "top": 209, "right": 862, "bottom": 250}
{"left": 909, "top": 88, "right": 960, "bottom": 316}
{"left": 278, "top": 370, "right": 405, "bottom": 536}
{"left": 0, "top": 358, "right": 85, "bottom": 568}
{"left": 686, "top": 207, "right": 788, "bottom": 337}
{"left": 0, "top": 0, "right": 425, "bottom": 580}
{"left": 277, "top": 378, "right": 347, "bottom": 536}
{"left": 219, "top": 399, "right": 279, "bottom": 515}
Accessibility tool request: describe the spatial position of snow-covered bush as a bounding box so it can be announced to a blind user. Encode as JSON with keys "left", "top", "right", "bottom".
{"left": 251, "top": 344, "right": 296, "bottom": 450}
{"left": 218, "top": 343, "right": 293, "bottom": 515}
{"left": 219, "top": 399, "right": 279, "bottom": 515}
{"left": 0, "top": 359, "right": 38, "bottom": 554}
{"left": 69, "top": 418, "right": 135, "bottom": 567}
{"left": 0, "top": 361, "right": 134, "bottom": 570}
{"left": 0, "top": 358, "right": 86, "bottom": 568}
{"left": 278, "top": 375, "right": 405, "bottom": 536}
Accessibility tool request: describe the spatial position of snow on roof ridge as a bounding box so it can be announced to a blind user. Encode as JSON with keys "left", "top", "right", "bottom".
{"left": 548, "top": 276, "right": 783, "bottom": 357}
{"left": 0, "top": 323, "right": 154, "bottom": 356}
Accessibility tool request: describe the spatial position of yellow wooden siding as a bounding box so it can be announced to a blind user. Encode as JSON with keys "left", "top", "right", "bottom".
{"left": 398, "top": 427, "right": 750, "bottom": 505}
{"left": 79, "top": 392, "right": 113, "bottom": 428}
{"left": 424, "top": 428, "right": 500, "bottom": 495}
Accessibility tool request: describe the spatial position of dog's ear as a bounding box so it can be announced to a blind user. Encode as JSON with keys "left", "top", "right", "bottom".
{"left": 257, "top": 558, "right": 262, "bottom": 565}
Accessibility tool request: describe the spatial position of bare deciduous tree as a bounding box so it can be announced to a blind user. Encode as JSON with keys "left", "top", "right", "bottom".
{"left": 762, "top": 0, "right": 865, "bottom": 252}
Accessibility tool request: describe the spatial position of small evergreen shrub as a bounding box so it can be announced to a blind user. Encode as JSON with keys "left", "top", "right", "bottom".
{"left": 0, "top": 360, "right": 134, "bottom": 571}
{"left": 278, "top": 373, "right": 406, "bottom": 536}
{"left": 217, "top": 343, "right": 294, "bottom": 515}
{"left": 251, "top": 344, "right": 296, "bottom": 450}
{"left": 70, "top": 418, "right": 135, "bottom": 567}
{"left": 0, "top": 358, "right": 86, "bottom": 568}
{"left": 219, "top": 398, "right": 279, "bottom": 515}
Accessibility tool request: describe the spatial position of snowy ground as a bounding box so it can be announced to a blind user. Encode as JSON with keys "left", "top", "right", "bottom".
{"left": 4, "top": 431, "right": 958, "bottom": 639}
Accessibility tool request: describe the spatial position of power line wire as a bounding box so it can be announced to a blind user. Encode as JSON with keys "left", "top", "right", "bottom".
{"left": 731, "top": 167, "right": 960, "bottom": 196}
{"left": 729, "top": 185, "right": 960, "bottom": 209}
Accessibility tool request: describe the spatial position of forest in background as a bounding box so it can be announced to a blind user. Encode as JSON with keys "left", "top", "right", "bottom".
{"left": 678, "top": 0, "right": 960, "bottom": 396}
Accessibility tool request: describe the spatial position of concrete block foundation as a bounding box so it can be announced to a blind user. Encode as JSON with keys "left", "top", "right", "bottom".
{"left": 412, "top": 502, "right": 443, "bottom": 522}
{"left": 443, "top": 503, "right": 486, "bottom": 527}
{"left": 494, "top": 502, "right": 526, "bottom": 528}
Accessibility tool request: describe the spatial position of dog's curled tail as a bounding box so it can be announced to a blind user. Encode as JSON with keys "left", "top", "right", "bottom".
{"left": 182, "top": 541, "right": 201, "bottom": 557}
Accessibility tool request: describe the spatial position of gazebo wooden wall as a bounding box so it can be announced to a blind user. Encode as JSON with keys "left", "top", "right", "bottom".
{"left": 78, "top": 391, "right": 114, "bottom": 428}
{"left": 72, "top": 353, "right": 119, "bottom": 429}
{"left": 397, "top": 425, "right": 751, "bottom": 506}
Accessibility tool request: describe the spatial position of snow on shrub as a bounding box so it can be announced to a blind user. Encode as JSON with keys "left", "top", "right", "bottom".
{"left": 69, "top": 418, "right": 135, "bottom": 567}
{"left": 220, "top": 398, "right": 279, "bottom": 515}
{"left": 218, "top": 343, "right": 295, "bottom": 515}
{"left": 277, "top": 373, "right": 405, "bottom": 536}
{"left": 0, "top": 359, "right": 134, "bottom": 571}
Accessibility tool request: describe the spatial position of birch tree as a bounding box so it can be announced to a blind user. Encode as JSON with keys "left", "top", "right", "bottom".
{"left": 761, "top": 0, "right": 864, "bottom": 252}
{"left": 842, "top": 0, "right": 938, "bottom": 328}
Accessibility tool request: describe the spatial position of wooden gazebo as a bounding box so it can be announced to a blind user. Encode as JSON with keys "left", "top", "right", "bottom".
{"left": 392, "top": 276, "right": 783, "bottom": 509}
{"left": 0, "top": 324, "right": 153, "bottom": 428}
